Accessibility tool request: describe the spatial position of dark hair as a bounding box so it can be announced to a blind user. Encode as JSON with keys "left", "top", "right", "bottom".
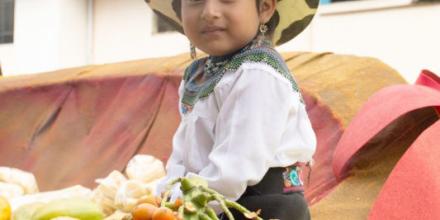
{"left": 172, "top": 0, "right": 279, "bottom": 38}
{"left": 256, "top": 0, "right": 279, "bottom": 38}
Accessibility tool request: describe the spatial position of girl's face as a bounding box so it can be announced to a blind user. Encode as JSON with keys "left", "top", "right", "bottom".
{"left": 181, "top": 0, "right": 273, "bottom": 56}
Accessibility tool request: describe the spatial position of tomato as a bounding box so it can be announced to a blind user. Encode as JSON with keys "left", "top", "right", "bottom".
{"left": 152, "top": 207, "right": 177, "bottom": 220}
{"left": 132, "top": 203, "right": 159, "bottom": 220}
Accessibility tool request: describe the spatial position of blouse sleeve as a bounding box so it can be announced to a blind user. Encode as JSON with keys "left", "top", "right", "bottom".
{"left": 165, "top": 80, "right": 187, "bottom": 179}
{"left": 185, "top": 65, "right": 316, "bottom": 201}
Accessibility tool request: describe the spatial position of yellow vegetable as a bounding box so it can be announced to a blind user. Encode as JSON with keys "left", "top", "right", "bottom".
{"left": 32, "top": 198, "right": 104, "bottom": 220}
{"left": 0, "top": 196, "right": 11, "bottom": 220}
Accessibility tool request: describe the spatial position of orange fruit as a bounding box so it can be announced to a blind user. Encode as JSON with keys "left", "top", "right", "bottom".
{"left": 152, "top": 207, "right": 176, "bottom": 220}
{"left": 132, "top": 203, "right": 159, "bottom": 220}
{"left": 155, "top": 196, "right": 162, "bottom": 206}
{"left": 173, "top": 199, "right": 183, "bottom": 209}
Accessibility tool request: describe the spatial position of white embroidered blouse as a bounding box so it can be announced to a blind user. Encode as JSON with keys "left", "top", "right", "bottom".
{"left": 164, "top": 59, "right": 317, "bottom": 201}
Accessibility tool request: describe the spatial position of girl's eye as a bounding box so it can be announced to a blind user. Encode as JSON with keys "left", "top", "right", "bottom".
{"left": 183, "top": 0, "right": 236, "bottom": 6}
{"left": 185, "top": 0, "right": 204, "bottom": 5}
{"left": 186, "top": 0, "right": 203, "bottom": 3}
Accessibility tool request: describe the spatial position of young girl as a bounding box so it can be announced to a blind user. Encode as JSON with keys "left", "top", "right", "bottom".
{"left": 146, "top": 0, "right": 319, "bottom": 219}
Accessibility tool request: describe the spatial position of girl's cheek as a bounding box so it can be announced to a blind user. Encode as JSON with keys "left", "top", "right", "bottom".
{"left": 182, "top": 9, "right": 197, "bottom": 23}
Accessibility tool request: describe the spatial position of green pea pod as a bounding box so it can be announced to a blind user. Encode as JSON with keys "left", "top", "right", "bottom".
{"left": 180, "top": 177, "right": 208, "bottom": 193}
{"left": 182, "top": 212, "right": 199, "bottom": 220}
{"left": 191, "top": 191, "right": 210, "bottom": 207}
{"left": 199, "top": 213, "right": 214, "bottom": 220}
{"left": 173, "top": 177, "right": 263, "bottom": 220}
{"left": 205, "top": 207, "right": 219, "bottom": 220}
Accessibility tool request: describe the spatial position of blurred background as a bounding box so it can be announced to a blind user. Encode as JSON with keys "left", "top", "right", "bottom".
{"left": 0, "top": 0, "right": 439, "bottom": 82}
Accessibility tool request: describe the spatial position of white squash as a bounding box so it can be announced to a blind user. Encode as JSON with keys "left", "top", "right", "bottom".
{"left": 125, "top": 155, "right": 165, "bottom": 184}
{"left": 0, "top": 167, "right": 39, "bottom": 194}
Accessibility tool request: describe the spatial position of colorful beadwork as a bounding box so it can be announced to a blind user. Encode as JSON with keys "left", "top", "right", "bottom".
{"left": 181, "top": 38, "right": 302, "bottom": 114}
{"left": 282, "top": 165, "right": 304, "bottom": 193}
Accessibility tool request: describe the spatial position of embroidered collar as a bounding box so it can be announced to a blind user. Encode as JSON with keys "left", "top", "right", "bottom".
{"left": 203, "top": 37, "right": 273, "bottom": 78}
{"left": 180, "top": 38, "right": 299, "bottom": 115}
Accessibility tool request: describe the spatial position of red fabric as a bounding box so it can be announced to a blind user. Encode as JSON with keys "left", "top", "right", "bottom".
{"left": 416, "top": 69, "right": 440, "bottom": 114}
{"left": 0, "top": 74, "right": 342, "bottom": 194}
{"left": 332, "top": 85, "right": 440, "bottom": 179}
{"left": 0, "top": 72, "right": 343, "bottom": 195}
{"left": 0, "top": 74, "right": 180, "bottom": 190}
{"left": 367, "top": 70, "right": 440, "bottom": 219}
{"left": 369, "top": 120, "right": 440, "bottom": 220}
{"left": 416, "top": 69, "right": 440, "bottom": 91}
{"left": 301, "top": 92, "right": 343, "bottom": 204}
{"left": 135, "top": 75, "right": 181, "bottom": 163}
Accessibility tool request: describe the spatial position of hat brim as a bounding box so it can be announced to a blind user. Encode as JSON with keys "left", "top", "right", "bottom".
{"left": 145, "top": 0, "right": 319, "bottom": 46}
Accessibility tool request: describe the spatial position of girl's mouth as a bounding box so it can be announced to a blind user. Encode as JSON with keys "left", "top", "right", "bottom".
{"left": 201, "top": 26, "right": 226, "bottom": 34}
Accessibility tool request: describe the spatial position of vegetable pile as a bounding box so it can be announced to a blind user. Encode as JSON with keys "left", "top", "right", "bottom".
{"left": 1, "top": 155, "right": 264, "bottom": 220}
{"left": 131, "top": 177, "right": 262, "bottom": 220}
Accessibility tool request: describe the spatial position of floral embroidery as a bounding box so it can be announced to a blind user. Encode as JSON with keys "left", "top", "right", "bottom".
{"left": 282, "top": 165, "right": 304, "bottom": 193}
{"left": 180, "top": 103, "right": 193, "bottom": 115}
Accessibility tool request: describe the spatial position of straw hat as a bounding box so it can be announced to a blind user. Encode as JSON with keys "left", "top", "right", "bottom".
{"left": 145, "top": 0, "right": 319, "bottom": 46}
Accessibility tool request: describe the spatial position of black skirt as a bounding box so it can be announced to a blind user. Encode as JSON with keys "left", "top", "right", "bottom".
{"left": 221, "top": 167, "right": 311, "bottom": 220}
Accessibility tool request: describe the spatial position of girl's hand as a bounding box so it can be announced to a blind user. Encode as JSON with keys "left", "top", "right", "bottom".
{"left": 155, "top": 177, "right": 183, "bottom": 202}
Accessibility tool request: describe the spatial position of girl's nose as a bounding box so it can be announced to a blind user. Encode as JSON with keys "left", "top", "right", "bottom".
{"left": 201, "top": 0, "right": 220, "bottom": 22}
